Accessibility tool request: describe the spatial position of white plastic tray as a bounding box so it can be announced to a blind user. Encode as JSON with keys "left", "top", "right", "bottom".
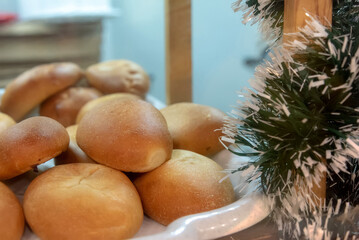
{"left": 0, "top": 88, "right": 271, "bottom": 240}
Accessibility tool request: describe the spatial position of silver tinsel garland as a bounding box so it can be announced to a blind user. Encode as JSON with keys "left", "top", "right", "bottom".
{"left": 223, "top": 6, "right": 359, "bottom": 238}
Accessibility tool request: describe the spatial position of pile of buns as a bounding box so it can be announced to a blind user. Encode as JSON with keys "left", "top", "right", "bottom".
{"left": 0, "top": 61, "right": 235, "bottom": 240}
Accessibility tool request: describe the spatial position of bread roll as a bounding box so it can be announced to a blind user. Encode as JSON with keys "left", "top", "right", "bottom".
{"left": 76, "top": 92, "right": 140, "bottom": 123}
{"left": 24, "top": 163, "right": 143, "bottom": 240}
{"left": 160, "top": 102, "right": 226, "bottom": 156}
{"left": 134, "top": 149, "right": 235, "bottom": 225}
{"left": 77, "top": 99, "right": 172, "bottom": 172}
{"left": 40, "top": 87, "right": 102, "bottom": 127}
{"left": 0, "top": 112, "right": 16, "bottom": 134}
{"left": 86, "top": 60, "right": 150, "bottom": 98}
{"left": 0, "top": 62, "right": 83, "bottom": 121}
{"left": 0, "top": 182, "right": 24, "bottom": 240}
{"left": 0, "top": 116, "right": 69, "bottom": 180}
{"left": 55, "top": 125, "right": 95, "bottom": 165}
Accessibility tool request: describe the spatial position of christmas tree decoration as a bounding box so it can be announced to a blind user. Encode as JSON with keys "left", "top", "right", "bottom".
{"left": 223, "top": 0, "right": 359, "bottom": 238}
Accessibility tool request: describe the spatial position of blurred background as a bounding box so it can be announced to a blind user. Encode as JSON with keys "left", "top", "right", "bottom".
{"left": 0, "top": 0, "right": 264, "bottom": 113}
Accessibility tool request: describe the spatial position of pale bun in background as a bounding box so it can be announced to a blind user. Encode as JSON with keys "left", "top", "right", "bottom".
{"left": 23, "top": 163, "right": 143, "bottom": 240}
{"left": 160, "top": 102, "right": 226, "bottom": 156}
{"left": 0, "top": 62, "right": 83, "bottom": 121}
{"left": 77, "top": 98, "right": 172, "bottom": 172}
{"left": 0, "top": 182, "right": 24, "bottom": 240}
{"left": 85, "top": 60, "right": 150, "bottom": 98}
{"left": 134, "top": 149, "right": 235, "bottom": 226}
{"left": 0, "top": 116, "right": 69, "bottom": 180}
{"left": 39, "top": 87, "right": 103, "bottom": 127}
{"left": 76, "top": 92, "right": 140, "bottom": 124}
{"left": 55, "top": 125, "right": 95, "bottom": 165}
{"left": 0, "top": 112, "right": 16, "bottom": 134}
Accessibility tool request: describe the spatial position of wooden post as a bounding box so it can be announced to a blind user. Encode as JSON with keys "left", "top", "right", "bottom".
{"left": 283, "top": 0, "right": 332, "bottom": 43}
{"left": 165, "top": 0, "right": 192, "bottom": 105}
{"left": 283, "top": 0, "right": 332, "bottom": 207}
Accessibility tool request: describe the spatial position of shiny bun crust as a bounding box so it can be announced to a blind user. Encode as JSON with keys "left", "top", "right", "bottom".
{"left": 160, "top": 102, "right": 226, "bottom": 156}
{"left": 55, "top": 125, "right": 95, "bottom": 165}
{"left": 0, "top": 116, "right": 69, "bottom": 180}
{"left": 77, "top": 99, "right": 172, "bottom": 172}
{"left": 40, "top": 87, "right": 102, "bottom": 127}
{"left": 76, "top": 92, "right": 140, "bottom": 124}
{"left": 85, "top": 60, "right": 150, "bottom": 97}
{"left": 23, "top": 163, "right": 143, "bottom": 240}
{"left": 0, "top": 182, "right": 24, "bottom": 240}
{"left": 0, "top": 112, "right": 16, "bottom": 134}
{"left": 0, "top": 62, "right": 83, "bottom": 121}
{"left": 134, "top": 149, "right": 235, "bottom": 226}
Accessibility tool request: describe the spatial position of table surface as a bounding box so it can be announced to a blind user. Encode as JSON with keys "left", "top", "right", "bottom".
{"left": 218, "top": 218, "right": 279, "bottom": 240}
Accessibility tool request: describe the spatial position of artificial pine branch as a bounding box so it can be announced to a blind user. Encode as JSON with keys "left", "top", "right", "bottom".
{"left": 224, "top": 1, "right": 359, "bottom": 237}
{"left": 234, "top": 0, "right": 359, "bottom": 45}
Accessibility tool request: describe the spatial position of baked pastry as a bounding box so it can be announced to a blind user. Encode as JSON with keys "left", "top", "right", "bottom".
{"left": 0, "top": 62, "right": 83, "bottom": 121}
{"left": 85, "top": 60, "right": 150, "bottom": 98}
{"left": 160, "top": 102, "right": 226, "bottom": 156}
{"left": 0, "top": 116, "right": 69, "bottom": 180}
{"left": 0, "top": 112, "right": 16, "bottom": 134}
{"left": 40, "top": 87, "right": 102, "bottom": 127}
{"left": 77, "top": 99, "right": 172, "bottom": 172}
{"left": 23, "top": 163, "right": 143, "bottom": 240}
{"left": 0, "top": 182, "right": 24, "bottom": 240}
{"left": 55, "top": 125, "right": 95, "bottom": 165}
{"left": 134, "top": 149, "right": 235, "bottom": 225}
{"left": 76, "top": 92, "right": 140, "bottom": 123}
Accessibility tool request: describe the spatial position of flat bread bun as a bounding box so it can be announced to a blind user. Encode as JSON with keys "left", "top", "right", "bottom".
{"left": 134, "top": 149, "right": 235, "bottom": 225}
{"left": 40, "top": 87, "right": 102, "bottom": 127}
{"left": 0, "top": 116, "right": 69, "bottom": 180}
{"left": 86, "top": 60, "right": 150, "bottom": 98}
{"left": 160, "top": 102, "right": 226, "bottom": 156}
{"left": 23, "top": 163, "right": 143, "bottom": 240}
{"left": 76, "top": 92, "right": 140, "bottom": 124}
{"left": 77, "top": 99, "right": 172, "bottom": 172}
{"left": 0, "top": 62, "right": 83, "bottom": 121}
{"left": 55, "top": 125, "right": 95, "bottom": 165}
{"left": 0, "top": 112, "right": 16, "bottom": 134}
{"left": 0, "top": 182, "right": 24, "bottom": 240}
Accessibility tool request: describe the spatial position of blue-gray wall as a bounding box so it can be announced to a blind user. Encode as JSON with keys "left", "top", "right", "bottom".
{"left": 102, "top": 0, "right": 263, "bottom": 113}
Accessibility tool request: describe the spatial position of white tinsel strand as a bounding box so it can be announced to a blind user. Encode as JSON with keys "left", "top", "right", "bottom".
{"left": 232, "top": 0, "right": 283, "bottom": 45}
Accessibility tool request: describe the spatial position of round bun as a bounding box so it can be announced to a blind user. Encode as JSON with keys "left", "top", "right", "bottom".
{"left": 24, "top": 163, "right": 143, "bottom": 240}
{"left": 134, "top": 149, "right": 235, "bottom": 225}
{"left": 0, "top": 116, "right": 69, "bottom": 180}
{"left": 85, "top": 60, "right": 150, "bottom": 97}
{"left": 40, "top": 87, "right": 102, "bottom": 127}
{"left": 77, "top": 99, "right": 172, "bottom": 172}
{"left": 0, "top": 112, "right": 16, "bottom": 134}
{"left": 0, "top": 182, "right": 24, "bottom": 240}
{"left": 0, "top": 62, "right": 83, "bottom": 121}
{"left": 76, "top": 92, "right": 140, "bottom": 124}
{"left": 55, "top": 125, "right": 95, "bottom": 165}
{"left": 160, "top": 102, "right": 226, "bottom": 156}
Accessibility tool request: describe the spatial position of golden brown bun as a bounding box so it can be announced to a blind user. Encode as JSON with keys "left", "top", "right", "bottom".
{"left": 0, "top": 182, "right": 24, "bottom": 240}
{"left": 77, "top": 99, "right": 172, "bottom": 172}
{"left": 76, "top": 92, "right": 140, "bottom": 124}
{"left": 40, "top": 87, "right": 103, "bottom": 127}
{"left": 0, "top": 112, "right": 16, "bottom": 134}
{"left": 86, "top": 60, "right": 150, "bottom": 98}
{"left": 23, "top": 163, "right": 143, "bottom": 240}
{"left": 0, "top": 116, "right": 69, "bottom": 180}
{"left": 55, "top": 125, "right": 95, "bottom": 165}
{"left": 160, "top": 102, "right": 226, "bottom": 156}
{"left": 0, "top": 62, "right": 83, "bottom": 121}
{"left": 134, "top": 149, "right": 235, "bottom": 225}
